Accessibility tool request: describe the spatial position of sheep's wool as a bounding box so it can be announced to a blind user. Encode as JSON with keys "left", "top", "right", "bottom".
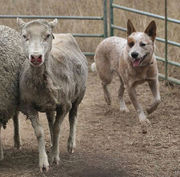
{"left": 0, "top": 26, "right": 25, "bottom": 128}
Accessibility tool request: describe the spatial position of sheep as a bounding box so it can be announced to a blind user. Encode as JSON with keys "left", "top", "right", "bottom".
{"left": 0, "top": 25, "right": 26, "bottom": 160}
{"left": 17, "top": 18, "right": 88, "bottom": 172}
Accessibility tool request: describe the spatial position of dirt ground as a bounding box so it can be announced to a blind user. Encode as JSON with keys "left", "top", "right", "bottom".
{"left": 0, "top": 60, "right": 180, "bottom": 177}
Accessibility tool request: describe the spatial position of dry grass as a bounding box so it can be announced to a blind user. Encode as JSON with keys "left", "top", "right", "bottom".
{"left": 0, "top": 0, "right": 179, "bottom": 79}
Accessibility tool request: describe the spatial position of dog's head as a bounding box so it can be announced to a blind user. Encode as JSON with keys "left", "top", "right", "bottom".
{"left": 126, "top": 20, "right": 156, "bottom": 67}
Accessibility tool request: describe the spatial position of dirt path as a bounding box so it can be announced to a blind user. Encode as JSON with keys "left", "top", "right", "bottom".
{"left": 0, "top": 62, "right": 180, "bottom": 177}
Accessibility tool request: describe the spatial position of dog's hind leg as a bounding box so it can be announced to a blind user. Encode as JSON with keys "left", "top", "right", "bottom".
{"left": 101, "top": 71, "right": 113, "bottom": 105}
{"left": 102, "top": 82, "right": 112, "bottom": 105}
{"left": 146, "top": 79, "right": 161, "bottom": 114}
{"left": 118, "top": 76, "right": 129, "bottom": 112}
{"left": 96, "top": 59, "right": 113, "bottom": 105}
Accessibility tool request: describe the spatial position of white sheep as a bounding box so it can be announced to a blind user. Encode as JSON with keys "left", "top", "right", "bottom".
{"left": 17, "top": 19, "right": 88, "bottom": 172}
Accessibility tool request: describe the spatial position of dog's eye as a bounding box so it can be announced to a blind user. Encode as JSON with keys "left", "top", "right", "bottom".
{"left": 140, "top": 42, "right": 146, "bottom": 47}
{"left": 128, "top": 41, "right": 134, "bottom": 48}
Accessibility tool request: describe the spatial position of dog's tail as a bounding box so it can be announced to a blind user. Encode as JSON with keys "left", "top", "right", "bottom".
{"left": 90, "top": 62, "right": 97, "bottom": 72}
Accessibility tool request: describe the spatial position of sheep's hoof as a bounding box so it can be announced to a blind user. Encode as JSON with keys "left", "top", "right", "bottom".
{"left": 14, "top": 143, "right": 21, "bottom": 150}
{"left": 0, "top": 155, "right": 4, "bottom": 161}
{"left": 50, "top": 153, "right": 60, "bottom": 165}
{"left": 0, "top": 148, "right": 4, "bottom": 161}
{"left": 40, "top": 165, "right": 49, "bottom": 173}
{"left": 67, "top": 138, "right": 75, "bottom": 154}
{"left": 67, "top": 145, "right": 75, "bottom": 154}
{"left": 39, "top": 158, "right": 49, "bottom": 172}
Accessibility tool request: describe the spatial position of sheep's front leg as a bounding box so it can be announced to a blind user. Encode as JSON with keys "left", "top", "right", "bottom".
{"left": 28, "top": 110, "right": 49, "bottom": 172}
{"left": 0, "top": 124, "right": 3, "bottom": 160}
{"left": 50, "top": 106, "right": 70, "bottom": 165}
{"left": 46, "top": 111, "right": 55, "bottom": 146}
{"left": 68, "top": 102, "right": 79, "bottom": 154}
{"left": 13, "top": 111, "right": 21, "bottom": 149}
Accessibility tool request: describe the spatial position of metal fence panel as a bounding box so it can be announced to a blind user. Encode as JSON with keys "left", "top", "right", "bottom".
{"left": 109, "top": 0, "right": 180, "bottom": 85}
{"left": 0, "top": 0, "right": 108, "bottom": 57}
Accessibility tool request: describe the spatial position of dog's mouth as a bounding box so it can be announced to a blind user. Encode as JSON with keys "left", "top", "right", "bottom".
{"left": 132, "top": 53, "right": 149, "bottom": 67}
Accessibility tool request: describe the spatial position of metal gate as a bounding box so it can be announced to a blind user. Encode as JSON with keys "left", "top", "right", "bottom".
{"left": 110, "top": 0, "right": 180, "bottom": 85}
{"left": 0, "top": 0, "right": 108, "bottom": 57}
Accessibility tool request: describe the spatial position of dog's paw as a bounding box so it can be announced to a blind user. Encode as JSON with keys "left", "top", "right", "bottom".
{"left": 140, "top": 117, "right": 151, "bottom": 124}
{"left": 120, "top": 101, "right": 129, "bottom": 112}
{"left": 146, "top": 107, "right": 152, "bottom": 114}
{"left": 120, "top": 106, "right": 129, "bottom": 113}
{"left": 146, "top": 105, "right": 158, "bottom": 114}
{"left": 139, "top": 113, "right": 151, "bottom": 134}
{"left": 90, "top": 62, "right": 96, "bottom": 72}
{"left": 146, "top": 100, "right": 161, "bottom": 114}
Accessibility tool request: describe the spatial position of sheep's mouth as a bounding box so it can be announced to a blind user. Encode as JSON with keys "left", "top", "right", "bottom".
{"left": 29, "top": 55, "right": 43, "bottom": 67}
{"left": 30, "top": 63, "right": 43, "bottom": 67}
{"left": 132, "top": 53, "right": 149, "bottom": 67}
{"left": 30, "top": 61, "right": 43, "bottom": 67}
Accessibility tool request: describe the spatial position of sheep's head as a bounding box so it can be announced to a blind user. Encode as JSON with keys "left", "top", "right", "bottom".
{"left": 17, "top": 18, "right": 58, "bottom": 67}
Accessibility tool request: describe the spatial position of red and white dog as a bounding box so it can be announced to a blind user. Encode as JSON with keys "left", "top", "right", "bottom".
{"left": 92, "top": 20, "right": 161, "bottom": 133}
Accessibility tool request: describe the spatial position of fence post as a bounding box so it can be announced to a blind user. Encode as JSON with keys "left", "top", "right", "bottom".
{"left": 164, "top": 0, "right": 168, "bottom": 81}
{"left": 110, "top": 0, "right": 114, "bottom": 36}
{"left": 103, "top": 0, "right": 108, "bottom": 38}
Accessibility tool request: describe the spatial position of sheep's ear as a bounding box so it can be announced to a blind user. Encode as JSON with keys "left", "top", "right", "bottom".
{"left": 49, "top": 19, "right": 58, "bottom": 28}
{"left": 17, "top": 18, "right": 26, "bottom": 28}
{"left": 127, "top": 19, "right": 136, "bottom": 36}
{"left": 144, "top": 20, "right": 156, "bottom": 41}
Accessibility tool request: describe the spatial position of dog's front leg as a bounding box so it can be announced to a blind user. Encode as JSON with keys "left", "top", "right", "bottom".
{"left": 127, "top": 86, "right": 150, "bottom": 133}
{"left": 146, "top": 79, "right": 161, "bottom": 114}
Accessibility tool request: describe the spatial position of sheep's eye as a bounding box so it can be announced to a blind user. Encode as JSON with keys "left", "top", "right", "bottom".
{"left": 140, "top": 42, "right": 146, "bottom": 47}
{"left": 45, "top": 34, "right": 51, "bottom": 40}
{"left": 23, "top": 35, "right": 28, "bottom": 41}
{"left": 128, "top": 41, "right": 134, "bottom": 48}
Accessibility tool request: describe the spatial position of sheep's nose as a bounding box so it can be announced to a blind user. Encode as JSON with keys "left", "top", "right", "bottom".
{"left": 131, "top": 52, "right": 139, "bottom": 59}
{"left": 30, "top": 55, "right": 42, "bottom": 64}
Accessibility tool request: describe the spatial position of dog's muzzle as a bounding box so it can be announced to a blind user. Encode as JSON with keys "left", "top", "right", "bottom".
{"left": 132, "top": 53, "right": 149, "bottom": 67}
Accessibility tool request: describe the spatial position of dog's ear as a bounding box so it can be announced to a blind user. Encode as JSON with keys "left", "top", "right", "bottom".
{"left": 144, "top": 21, "right": 156, "bottom": 41}
{"left": 127, "top": 19, "right": 136, "bottom": 36}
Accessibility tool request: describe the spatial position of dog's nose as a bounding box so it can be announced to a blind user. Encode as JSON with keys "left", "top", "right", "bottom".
{"left": 131, "top": 52, "right": 139, "bottom": 59}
